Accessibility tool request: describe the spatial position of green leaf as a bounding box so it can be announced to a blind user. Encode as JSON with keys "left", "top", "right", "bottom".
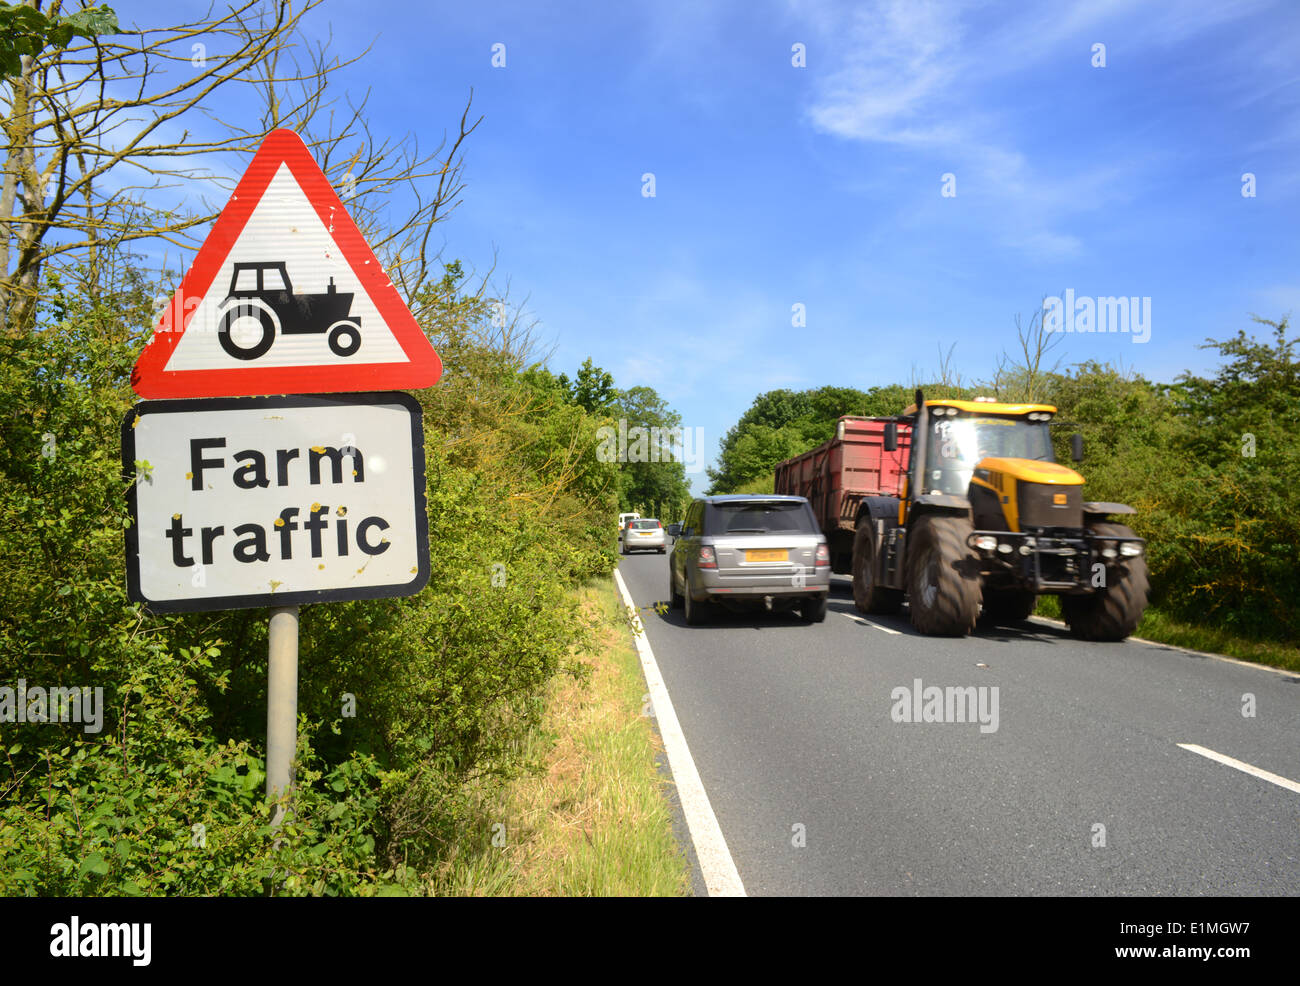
{"left": 61, "top": 6, "right": 118, "bottom": 38}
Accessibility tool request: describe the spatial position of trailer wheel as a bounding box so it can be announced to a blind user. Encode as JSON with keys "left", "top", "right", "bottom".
{"left": 906, "top": 513, "right": 981, "bottom": 636}
{"left": 1062, "top": 522, "right": 1148, "bottom": 641}
{"left": 328, "top": 320, "right": 361, "bottom": 357}
{"left": 852, "top": 522, "right": 903, "bottom": 614}
{"left": 980, "top": 588, "right": 1037, "bottom": 626}
{"left": 218, "top": 299, "right": 276, "bottom": 360}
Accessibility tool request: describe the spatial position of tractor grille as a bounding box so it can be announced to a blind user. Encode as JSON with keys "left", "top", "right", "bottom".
{"left": 1018, "top": 482, "right": 1082, "bottom": 529}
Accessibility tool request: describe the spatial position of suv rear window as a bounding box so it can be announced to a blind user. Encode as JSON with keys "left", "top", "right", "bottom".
{"left": 705, "top": 501, "right": 817, "bottom": 535}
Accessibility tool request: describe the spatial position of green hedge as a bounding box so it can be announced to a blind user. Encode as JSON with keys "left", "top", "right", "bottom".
{"left": 0, "top": 268, "right": 619, "bottom": 894}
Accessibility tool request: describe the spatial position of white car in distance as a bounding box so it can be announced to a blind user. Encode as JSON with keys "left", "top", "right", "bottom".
{"left": 621, "top": 518, "right": 666, "bottom": 555}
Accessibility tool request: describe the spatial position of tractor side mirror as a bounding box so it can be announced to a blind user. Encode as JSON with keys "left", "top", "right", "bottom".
{"left": 1071, "top": 433, "right": 1084, "bottom": 462}
{"left": 883, "top": 421, "right": 898, "bottom": 453}
{"left": 667, "top": 523, "right": 681, "bottom": 538}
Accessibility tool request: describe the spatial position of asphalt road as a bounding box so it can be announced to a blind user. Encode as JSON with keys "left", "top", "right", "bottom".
{"left": 617, "top": 551, "right": 1300, "bottom": 896}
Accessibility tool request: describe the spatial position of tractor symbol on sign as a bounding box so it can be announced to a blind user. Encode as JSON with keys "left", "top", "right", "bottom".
{"left": 216, "top": 261, "right": 361, "bottom": 361}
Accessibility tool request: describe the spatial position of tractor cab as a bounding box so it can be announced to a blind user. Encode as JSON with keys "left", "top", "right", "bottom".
{"left": 887, "top": 397, "right": 1085, "bottom": 533}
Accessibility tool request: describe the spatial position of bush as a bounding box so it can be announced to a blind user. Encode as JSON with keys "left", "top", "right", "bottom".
{"left": 0, "top": 264, "right": 621, "bottom": 894}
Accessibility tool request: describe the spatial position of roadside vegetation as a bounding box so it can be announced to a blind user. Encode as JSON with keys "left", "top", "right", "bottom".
{"left": 707, "top": 319, "right": 1300, "bottom": 672}
{"left": 431, "top": 579, "right": 689, "bottom": 896}
{"left": 0, "top": 2, "right": 692, "bottom": 895}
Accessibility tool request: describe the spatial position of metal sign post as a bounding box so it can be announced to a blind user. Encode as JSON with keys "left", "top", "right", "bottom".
{"left": 266, "top": 605, "right": 299, "bottom": 828}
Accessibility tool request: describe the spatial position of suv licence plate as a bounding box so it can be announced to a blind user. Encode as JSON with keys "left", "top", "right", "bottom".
{"left": 745, "top": 549, "right": 788, "bottom": 562}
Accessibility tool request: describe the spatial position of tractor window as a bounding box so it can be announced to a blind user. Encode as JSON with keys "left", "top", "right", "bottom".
{"left": 233, "top": 267, "right": 259, "bottom": 292}
{"left": 924, "top": 415, "right": 1055, "bottom": 494}
{"left": 262, "top": 266, "right": 288, "bottom": 292}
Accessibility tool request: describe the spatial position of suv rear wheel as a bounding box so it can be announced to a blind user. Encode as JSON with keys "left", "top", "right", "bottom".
{"left": 801, "top": 596, "right": 827, "bottom": 623}
{"left": 684, "top": 584, "right": 711, "bottom": 626}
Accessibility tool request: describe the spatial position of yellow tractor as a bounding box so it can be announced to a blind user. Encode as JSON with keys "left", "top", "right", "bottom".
{"left": 851, "top": 390, "right": 1149, "bottom": 639}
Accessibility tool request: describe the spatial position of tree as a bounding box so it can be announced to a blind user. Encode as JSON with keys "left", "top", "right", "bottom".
{"left": 557, "top": 356, "right": 617, "bottom": 413}
{"left": 614, "top": 384, "right": 691, "bottom": 516}
{"left": 0, "top": 0, "right": 478, "bottom": 334}
{"left": 0, "top": 1, "right": 115, "bottom": 77}
{"left": 706, "top": 384, "right": 906, "bottom": 492}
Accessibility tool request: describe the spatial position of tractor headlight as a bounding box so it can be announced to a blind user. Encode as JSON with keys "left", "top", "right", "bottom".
{"left": 997, "top": 543, "right": 1014, "bottom": 554}
{"left": 974, "top": 535, "right": 998, "bottom": 551}
{"left": 1120, "top": 542, "right": 1143, "bottom": 557}
{"left": 1101, "top": 547, "right": 1117, "bottom": 559}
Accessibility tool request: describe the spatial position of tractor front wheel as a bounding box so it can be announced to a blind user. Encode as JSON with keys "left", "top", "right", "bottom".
{"left": 328, "top": 320, "right": 361, "bottom": 357}
{"left": 1062, "top": 522, "right": 1149, "bottom": 641}
{"left": 906, "top": 514, "right": 981, "bottom": 636}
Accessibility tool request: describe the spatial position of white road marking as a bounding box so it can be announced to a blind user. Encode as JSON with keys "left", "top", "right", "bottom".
{"left": 839, "top": 611, "right": 902, "bottom": 635}
{"left": 1177, "top": 743, "right": 1300, "bottom": 795}
{"left": 613, "top": 569, "right": 746, "bottom": 897}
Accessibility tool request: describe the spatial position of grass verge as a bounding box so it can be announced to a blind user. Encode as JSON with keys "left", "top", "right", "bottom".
{"left": 1035, "top": 595, "right": 1300, "bottom": 673}
{"left": 430, "top": 576, "right": 691, "bottom": 896}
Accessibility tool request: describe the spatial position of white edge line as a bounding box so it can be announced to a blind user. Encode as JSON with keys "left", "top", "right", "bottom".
{"left": 838, "top": 611, "right": 902, "bottom": 635}
{"left": 1177, "top": 743, "right": 1300, "bottom": 795}
{"left": 1027, "top": 616, "right": 1300, "bottom": 680}
{"left": 613, "top": 569, "right": 746, "bottom": 897}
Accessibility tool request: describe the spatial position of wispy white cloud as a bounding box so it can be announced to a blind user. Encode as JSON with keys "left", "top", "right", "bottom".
{"left": 787, "top": 0, "right": 1285, "bottom": 257}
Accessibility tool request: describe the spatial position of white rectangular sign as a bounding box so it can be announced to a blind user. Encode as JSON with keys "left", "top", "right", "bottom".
{"left": 122, "top": 392, "right": 428, "bottom": 613}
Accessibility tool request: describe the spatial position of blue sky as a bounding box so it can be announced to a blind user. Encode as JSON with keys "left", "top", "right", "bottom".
{"left": 135, "top": 0, "right": 1300, "bottom": 490}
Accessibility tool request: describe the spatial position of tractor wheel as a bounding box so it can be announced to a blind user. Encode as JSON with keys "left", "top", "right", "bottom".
{"left": 980, "top": 588, "right": 1037, "bottom": 626}
{"left": 1062, "top": 522, "right": 1149, "bottom": 641}
{"left": 218, "top": 300, "right": 276, "bottom": 360}
{"left": 906, "top": 513, "right": 981, "bottom": 636}
{"left": 328, "top": 320, "right": 362, "bottom": 357}
{"left": 852, "top": 521, "right": 903, "bottom": 614}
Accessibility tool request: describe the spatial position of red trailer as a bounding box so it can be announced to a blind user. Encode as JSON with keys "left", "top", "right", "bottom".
{"left": 773, "top": 416, "right": 911, "bottom": 574}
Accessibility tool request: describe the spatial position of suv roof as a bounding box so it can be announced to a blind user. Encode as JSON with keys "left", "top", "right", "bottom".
{"left": 697, "top": 494, "right": 808, "bottom": 505}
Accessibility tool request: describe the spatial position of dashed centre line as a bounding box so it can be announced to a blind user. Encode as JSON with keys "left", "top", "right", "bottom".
{"left": 1177, "top": 743, "right": 1300, "bottom": 795}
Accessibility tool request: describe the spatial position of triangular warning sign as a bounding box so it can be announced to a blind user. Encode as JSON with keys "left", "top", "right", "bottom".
{"left": 131, "top": 129, "right": 441, "bottom": 398}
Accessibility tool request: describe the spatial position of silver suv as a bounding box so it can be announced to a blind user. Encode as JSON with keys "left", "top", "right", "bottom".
{"left": 668, "top": 495, "right": 831, "bottom": 625}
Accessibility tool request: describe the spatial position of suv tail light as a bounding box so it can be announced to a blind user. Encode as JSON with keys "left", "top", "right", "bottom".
{"left": 815, "top": 544, "right": 830, "bottom": 567}
{"left": 698, "top": 546, "right": 717, "bottom": 569}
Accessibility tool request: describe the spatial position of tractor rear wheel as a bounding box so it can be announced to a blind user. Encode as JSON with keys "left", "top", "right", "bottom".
{"left": 852, "top": 521, "right": 903, "bottom": 614}
{"left": 906, "top": 514, "right": 981, "bottom": 636}
{"left": 218, "top": 301, "right": 276, "bottom": 360}
{"left": 1062, "top": 522, "right": 1149, "bottom": 641}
